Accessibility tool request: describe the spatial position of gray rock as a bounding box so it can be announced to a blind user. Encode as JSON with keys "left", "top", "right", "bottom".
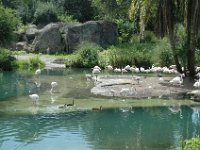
{"left": 98, "top": 21, "right": 117, "bottom": 47}
{"left": 16, "top": 41, "right": 27, "bottom": 50}
{"left": 65, "top": 24, "right": 82, "bottom": 53}
{"left": 33, "top": 23, "right": 65, "bottom": 54}
{"left": 32, "top": 21, "right": 117, "bottom": 54}
{"left": 65, "top": 21, "right": 117, "bottom": 53}
{"left": 26, "top": 25, "right": 38, "bottom": 43}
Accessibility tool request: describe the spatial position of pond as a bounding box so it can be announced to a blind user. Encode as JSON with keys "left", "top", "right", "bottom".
{"left": 0, "top": 69, "right": 200, "bottom": 150}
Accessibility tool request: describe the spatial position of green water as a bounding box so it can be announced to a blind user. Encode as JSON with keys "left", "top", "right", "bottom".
{"left": 0, "top": 69, "right": 200, "bottom": 150}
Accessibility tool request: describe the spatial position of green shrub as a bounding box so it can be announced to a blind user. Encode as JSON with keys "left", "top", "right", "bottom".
{"left": 16, "top": 59, "right": 30, "bottom": 70}
{"left": 34, "top": 1, "right": 59, "bottom": 26}
{"left": 16, "top": 57, "right": 45, "bottom": 70}
{"left": 152, "top": 38, "right": 174, "bottom": 67}
{"left": 0, "top": 5, "right": 20, "bottom": 45}
{"left": 0, "top": 48, "right": 18, "bottom": 71}
{"left": 107, "top": 43, "right": 153, "bottom": 69}
{"left": 29, "top": 57, "right": 45, "bottom": 70}
{"left": 143, "top": 31, "right": 157, "bottom": 43}
{"left": 116, "top": 19, "right": 135, "bottom": 43}
{"left": 75, "top": 42, "right": 102, "bottom": 68}
{"left": 58, "top": 14, "right": 78, "bottom": 23}
{"left": 182, "top": 136, "right": 200, "bottom": 150}
{"left": 17, "top": 0, "right": 37, "bottom": 24}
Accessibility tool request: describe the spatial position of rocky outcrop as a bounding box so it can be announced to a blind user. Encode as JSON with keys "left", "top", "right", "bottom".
{"left": 16, "top": 42, "right": 27, "bottom": 50}
{"left": 33, "top": 23, "right": 65, "bottom": 54}
{"left": 25, "top": 24, "right": 38, "bottom": 43}
{"left": 65, "top": 21, "right": 117, "bottom": 53}
{"left": 11, "top": 21, "right": 117, "bottom": 54}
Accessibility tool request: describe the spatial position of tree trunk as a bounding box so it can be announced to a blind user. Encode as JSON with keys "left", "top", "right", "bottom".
{"left": 186, "top": 0, "right": 200, "bottom": 77}
{"left": 164, "top": 0, "right": 182, "bottom": 73}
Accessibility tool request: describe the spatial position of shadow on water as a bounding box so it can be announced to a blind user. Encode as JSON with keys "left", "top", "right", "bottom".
{"left": 0, "top": 106, "right": 200, "bottom": 150}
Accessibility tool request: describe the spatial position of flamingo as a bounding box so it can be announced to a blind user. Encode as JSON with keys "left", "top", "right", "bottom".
{"left": 92, "top": 68, "right": 101, "bottom": 82}
{"left": 169, "top": 74, "right": 184, "bottom": 85}
{"left": 114, "top": 68, "right": 121, "bottom": 73}
{"left": 92, "top": 66, "right": 101, "bottom": 70}
{"left": 50, "top": 81, "right": 58, "bottom": 93}
{"left": 106, "top": 65, "right": 113, "bottom": 71}
{"left": 35, "top": 64, "right": 41, "bottom": 77}
{"left": 193, "top": 79, "right": 200, "bottom": 88}
{"left": 29, "top": 94, "right": 39, "bottom": 105}
{"left": 124, "top": 65, "right": 131, "bottom": 71}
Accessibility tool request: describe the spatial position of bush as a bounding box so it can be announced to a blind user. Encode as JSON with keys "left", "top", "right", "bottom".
{"left": 0, "top": 48, "right": 18, "bottom": 71}
{"left": 17, "top": 0, "right": 37, "bottom": 24}
{"left": 16, "top": 57, "right": 45, "bottom": 70}
{"left": 0, "top": 5, "right": 20, "bottom": 45}
{"left": 34, "top": 1, "right": 59, "bottom": 26}
{"left": 107, "top": 43, "right": 153, "bottom": 69}
{"left": 116, "top": 19, "right": 135, "bottom": 43}
{"left": 153, "top": 38, "right": 174, "bottom": 67}
{"left": 58, "top": 14, "right": 78, "bottom": 23}
{"left": 182, "top": 136, "right": 200, "bottom": 150}
{"left": 74, "top": 42, "right": 102, "bottom": 68}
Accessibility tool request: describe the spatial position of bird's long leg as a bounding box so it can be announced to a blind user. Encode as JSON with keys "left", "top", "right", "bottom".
{"left": 95, "top": 75, "right": 98, "bottom": 82}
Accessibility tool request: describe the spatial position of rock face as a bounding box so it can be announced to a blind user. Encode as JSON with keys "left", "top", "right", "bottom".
{"left": 11, "top": 21, "right": 117, "bottom": 54}
{"left": 32, "top": 21, "right": 117, "bottom": 54}
{"left": 65, "top": 21, "right": 117, "bottom": 53}
{"left": 25, "top": 24, "right": 38, "bottom": 43}
{"left": 33, "top": 23, "right": 65, "bottom": 54}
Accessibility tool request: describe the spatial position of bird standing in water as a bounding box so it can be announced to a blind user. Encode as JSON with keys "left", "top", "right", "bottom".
{"left": 50, "top": 82, "right": 58, "bottom": 93}
{"left": 29, "top": 94, "right": 39, "bottom": 105}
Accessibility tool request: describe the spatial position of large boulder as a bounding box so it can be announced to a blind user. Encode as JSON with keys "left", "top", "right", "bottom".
{"left": 98, "top": 21, "right": 117, "bottom": 46}
{"left": 32, "top": 21, "right": 117, "bottom": 54}
{"left": 65, "top": 21, "right": 117, "bottom": 53}
{"left": 33, "top": 23, "right": 65, "bottom": 54}
{"left": 64, "top": 23, "right": 82, "bottom": 53}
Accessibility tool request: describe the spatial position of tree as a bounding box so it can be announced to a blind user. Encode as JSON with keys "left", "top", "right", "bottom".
{"left": 154, "top": 0, "right": 200, "bottom": 77}
{"left": 0, "top": 4, "right": 20, "bottom": 45}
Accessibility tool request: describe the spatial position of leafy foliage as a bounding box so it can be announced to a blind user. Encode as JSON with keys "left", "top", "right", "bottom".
{"left": 16, "top": 56, "right": 45, "bottom": 70}
{"left": 74, "top": 42, "right": 102, "bottom": 68}
{"left": 17, "top": 0, "right": 37, "bottom": 24}
{"left": 182, "top": 136, "right": 200, "bottom": 150}
{"left": 54, "top": 0, "right": 94, "bottom": 22}
{"left": 34, "top": 1, "right": 59, "bottom": 26}
{"left": 0, "top": 5, "right": 20, "bottom": 45}
{"left": 0, "top": 48, "right": 18, "bottom": 71}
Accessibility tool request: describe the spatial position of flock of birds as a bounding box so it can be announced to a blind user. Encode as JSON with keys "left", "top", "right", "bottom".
{"left": 29, "top": 67, "right": 59, "bottom": 106}
{"left": 92, "top": 64, "right": 200, "bottom": 87}
{"left": 29, "top": 67, "right": 102, "bottom": 111}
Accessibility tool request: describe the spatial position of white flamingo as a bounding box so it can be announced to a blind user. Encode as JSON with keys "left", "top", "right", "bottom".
{"left": 193, "top": 79, "right": 200, "bottom": 88}
{"left": 35, "top": 64, "right": 41, "bottom": 76}
{"left": 124, "top": 65, "right": 131, "bottom": 71}
{"left": 169, "top": 74, "right": 184, "bottom": 85}
{"left": 106, "top": 65, "right": 113, "bottom": 71}
{"left": 29, "top": 94, "right": 39, "bottom": 105}
{"left": 92, "top": 68, "right": 101, "bottom": 82}
{"left": 50, "top": 81, "right": 58, "bottom": 93}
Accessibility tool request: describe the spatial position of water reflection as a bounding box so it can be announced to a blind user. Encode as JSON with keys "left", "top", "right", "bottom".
{"left": 0, "top": 106, "right": 199, "bottom": 150}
